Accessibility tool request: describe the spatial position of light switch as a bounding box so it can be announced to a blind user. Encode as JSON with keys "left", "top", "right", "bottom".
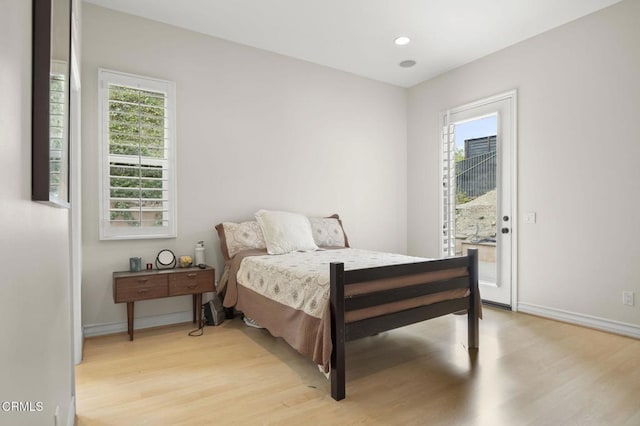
{"left": 524, "top": 212, "right": 536, "bottom": 224}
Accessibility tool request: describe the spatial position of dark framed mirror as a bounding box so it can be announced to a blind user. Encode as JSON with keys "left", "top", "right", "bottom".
{"left": 156, "top": 249, "right": 176, "bottom": 270}
{"left": 32, "top": 0, "right": 72, "bottom": 207}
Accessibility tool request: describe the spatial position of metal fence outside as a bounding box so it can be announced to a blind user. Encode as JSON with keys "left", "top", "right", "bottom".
{"left": 456, "top": 151, "right": 496, "bottom": 198}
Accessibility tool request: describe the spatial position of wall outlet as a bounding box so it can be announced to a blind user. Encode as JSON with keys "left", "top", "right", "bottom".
{"left": 622, "top": 291, "right": 634, "bottom": 306}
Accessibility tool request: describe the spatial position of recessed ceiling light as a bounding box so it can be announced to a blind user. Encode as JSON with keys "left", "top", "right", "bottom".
{"left": 394, "top": 36, "right": 411, "bottom": 46}
{"left": 399, "top": 60, "right": 416, "bottom": 68}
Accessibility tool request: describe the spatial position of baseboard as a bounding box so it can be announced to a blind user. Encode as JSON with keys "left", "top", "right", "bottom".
{"left": 518, "top": 302, "right": 640, "bottom": 339}
{"left": 83, "top": 310, "right": 192, "bottom": 338}
{"left": 67, "top": 396, "right": 75, "bottom": 426}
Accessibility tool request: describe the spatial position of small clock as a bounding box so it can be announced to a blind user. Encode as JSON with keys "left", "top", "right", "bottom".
{"left": 155, "top": 249, "right": 176, "bottom": 270}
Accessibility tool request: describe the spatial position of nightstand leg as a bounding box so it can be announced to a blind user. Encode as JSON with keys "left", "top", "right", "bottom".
{"left": 196, "top": 293, "right": 203, "bottom": 326}
{"left": 192, "top": 294, "right": 197, "bottom": 323}
{"left": 127, "top": 302, "right": 134, "bottom": 341}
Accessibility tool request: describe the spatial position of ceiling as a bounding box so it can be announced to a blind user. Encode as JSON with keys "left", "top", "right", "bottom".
{"left": 84, "top": 0, "right": 622, "bottom": 88}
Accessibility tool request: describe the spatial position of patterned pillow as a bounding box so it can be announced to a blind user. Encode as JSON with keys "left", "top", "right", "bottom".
{"left": 309, "top": 214, "right": 349, "bottom": 248}
{"left": 215, "top": 221, "right": 266, "bottom": 261}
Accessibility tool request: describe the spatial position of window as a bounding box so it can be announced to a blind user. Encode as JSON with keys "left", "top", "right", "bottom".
{"left": 98, "top": 69, "right": 176, "bottom": 239}
{"left": 49, "top": 63, "right": 68, "bottom": 201}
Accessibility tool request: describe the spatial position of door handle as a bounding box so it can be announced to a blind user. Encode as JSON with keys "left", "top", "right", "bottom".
{"left": 501, "top": 227, "right": 510, "bottom": 234}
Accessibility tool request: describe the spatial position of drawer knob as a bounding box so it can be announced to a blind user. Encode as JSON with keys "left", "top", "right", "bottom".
{"left": 187, "top": 283, "right": 197, "bottom": 289}
{"left": 187, "top": 273, "right": 198, "bottom": 278}
{"left": 137, "top": 278, "right": 149, "bottom": 283}
{"left": 137, "top": 289, "right": 148, "bottom": 294}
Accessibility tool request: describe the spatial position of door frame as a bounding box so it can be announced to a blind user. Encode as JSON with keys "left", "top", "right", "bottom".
{"left": 439, "top": 90, "right": 518, "bottom": 310}
{"left": 70, "top": 19, "right": 82, "bottom": 364}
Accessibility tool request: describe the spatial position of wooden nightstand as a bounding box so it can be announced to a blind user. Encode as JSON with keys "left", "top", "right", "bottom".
{"left": 113, "top": 266, "right": 215, "bottom": 340}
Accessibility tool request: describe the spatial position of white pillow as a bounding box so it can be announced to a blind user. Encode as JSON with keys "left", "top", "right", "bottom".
{"left": 255, "top": 209, "right": 319, "bottom": 255}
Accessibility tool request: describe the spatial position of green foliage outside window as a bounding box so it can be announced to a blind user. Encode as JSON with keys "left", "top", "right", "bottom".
{"left": 456, "top": 190, "right": 471, "bottom": 205}
{"left": 108, "top": 86, "right": 166, "bottom": 226}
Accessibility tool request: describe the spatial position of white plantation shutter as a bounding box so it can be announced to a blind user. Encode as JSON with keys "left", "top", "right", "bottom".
{"left": 99, "top": 69, "right": 176, "bottom": 239}
{"left": 442, "top": 122, "right": 456, "bottom": 257}
{"left": 49, "top": 69, "right": 67, "bottom": 201}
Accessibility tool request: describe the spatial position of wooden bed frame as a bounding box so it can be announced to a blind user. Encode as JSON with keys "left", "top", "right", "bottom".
{"left": 328, "top": 249, "right": 479, "bottom": 401}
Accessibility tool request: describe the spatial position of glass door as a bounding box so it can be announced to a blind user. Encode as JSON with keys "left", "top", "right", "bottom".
{"left": 441, "top": 92, "right": 516, "bottom": 307}
{"left": 455, "top": 116, "right": 498, "bottom": 288}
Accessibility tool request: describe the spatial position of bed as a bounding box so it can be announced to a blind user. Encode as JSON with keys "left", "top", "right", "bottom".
{"left": 215, "top": 211, "right": 480, "bottom": 401}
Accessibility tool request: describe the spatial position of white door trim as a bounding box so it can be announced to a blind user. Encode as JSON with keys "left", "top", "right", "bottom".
{"left": 70, "top": 33, "right": 83, "bottom": 364}
{"left": 439, "top": 89, "right": 518, "bottom": 310}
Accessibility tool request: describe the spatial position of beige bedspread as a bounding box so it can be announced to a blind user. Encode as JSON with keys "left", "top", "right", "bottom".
{"left": 240, "top": 249, "right": 433, "bottom": 317}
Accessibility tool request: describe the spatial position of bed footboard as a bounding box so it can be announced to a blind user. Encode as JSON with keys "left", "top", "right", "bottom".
{"left": 329, "top": 249, "right": 479, "bottom": 401}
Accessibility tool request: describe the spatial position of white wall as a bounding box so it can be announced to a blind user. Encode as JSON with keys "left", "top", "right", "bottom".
{"left": 81, "top": 4, "right": 407, "bottom": 331}
{"left": 407, "top": 0, "right": 640, "bottom": 328}
{"left": 0, "top": 1, "right": 75, "bottom": 425}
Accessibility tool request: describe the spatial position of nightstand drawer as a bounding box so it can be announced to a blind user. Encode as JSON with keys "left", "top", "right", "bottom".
{"left": 169, "top": 270, "right": 214, "bottom": 296}
{"left": 114, "top": 275, "right": 168, "bottom": 302}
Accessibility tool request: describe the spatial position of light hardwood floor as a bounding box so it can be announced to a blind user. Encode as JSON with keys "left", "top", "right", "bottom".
{"left": 76, "top": 307, "right": 640, "bottom": 425}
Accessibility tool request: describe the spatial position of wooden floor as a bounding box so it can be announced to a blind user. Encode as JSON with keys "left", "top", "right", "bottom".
{"left": 76, "top": 307, "right": 640, "bottom": 425}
